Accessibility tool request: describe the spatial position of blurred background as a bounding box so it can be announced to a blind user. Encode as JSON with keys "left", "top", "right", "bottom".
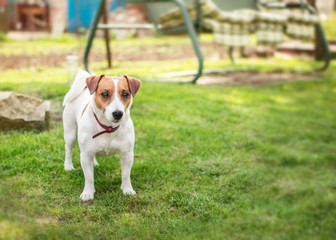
{"left": 1, "top": 1, "right": 336, "bottom": 239}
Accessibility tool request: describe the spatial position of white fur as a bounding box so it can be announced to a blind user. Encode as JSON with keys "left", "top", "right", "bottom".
{"left": 63, "top": 69, "right": 136, "bottom": 202}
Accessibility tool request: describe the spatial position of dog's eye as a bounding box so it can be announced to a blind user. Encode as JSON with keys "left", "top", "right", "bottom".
{"left": 122, "top": 92, "right": 129, "bottom": 99}
{"left": 101, "top": 92, "right": 109, "bottom": 99}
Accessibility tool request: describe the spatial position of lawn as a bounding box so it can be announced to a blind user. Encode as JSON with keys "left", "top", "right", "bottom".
{"left": 0, "top": 34, "right": 336, "bottom": 239}
{"left": 322, "top": 12, "right": 336, "bottom": 41}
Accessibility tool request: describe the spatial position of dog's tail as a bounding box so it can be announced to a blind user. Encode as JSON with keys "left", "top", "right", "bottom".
{"left": 63, "top": 69, "right": 92, "bottom": 107}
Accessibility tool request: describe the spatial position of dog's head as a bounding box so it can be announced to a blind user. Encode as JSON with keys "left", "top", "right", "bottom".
{"left": 86, "top": 74, "right": 141, "bottom": 123}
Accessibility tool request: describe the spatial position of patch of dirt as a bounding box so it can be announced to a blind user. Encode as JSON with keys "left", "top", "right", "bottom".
{"left": 0, "top": 53, "right": 70, "bottom": 70}
{"left": 197, "top": 72, "right": 322, "bottom": 86}
{"left": 1, "top": 40, "right": 322, "bottom": 87}
{"left": 0, "top": 43, "right": 227, "bottom": 70}
{"left": 113, "top": 43, "right": 227, "bottom": 61}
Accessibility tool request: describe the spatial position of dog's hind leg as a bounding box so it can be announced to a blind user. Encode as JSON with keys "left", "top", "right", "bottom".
{"left": 63, "top": 112, "right": 77, "bottom": 171}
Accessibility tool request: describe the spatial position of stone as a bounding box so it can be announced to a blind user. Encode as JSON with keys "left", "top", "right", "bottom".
{"left": 0, "top": 91, "right": 50, "bottom": 131}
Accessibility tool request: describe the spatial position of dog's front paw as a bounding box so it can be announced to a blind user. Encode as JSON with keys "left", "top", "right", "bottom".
{"left": 123, "top": 189, "right": 136, "bottom": 195}
{"left": 80, "top": 192, "right": 94, "bottom": 202}
{"left": 121, "top": 185, "right": 136, "bottom": 195}
{"left": 64, "top": 164, "right": 75, "bottom": 171}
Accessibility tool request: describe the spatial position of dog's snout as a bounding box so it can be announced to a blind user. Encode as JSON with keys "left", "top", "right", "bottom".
{"left": 112, "top": 111, "right": 123, "bottom": 121}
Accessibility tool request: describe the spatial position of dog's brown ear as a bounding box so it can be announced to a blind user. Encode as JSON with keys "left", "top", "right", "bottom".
{"left": 86, "top": 75, "right": 105, "bottom": 95}
{"left": 123, "top": 75, "right": 141, "bottom": 97}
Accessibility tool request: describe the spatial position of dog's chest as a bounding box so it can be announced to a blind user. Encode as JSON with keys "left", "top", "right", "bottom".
{"left": 96, "top": 147, "right": 117, "bottom": 156}
{"left": 94, "top": 133, "right": 130, "bottom": 156}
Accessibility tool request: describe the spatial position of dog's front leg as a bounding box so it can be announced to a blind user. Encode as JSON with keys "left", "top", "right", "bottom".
{"left": 120, "top": 152, "right": 136, "bottom": 195}
{"left": 80, "top": 152, "right": 95, "bottom": 201}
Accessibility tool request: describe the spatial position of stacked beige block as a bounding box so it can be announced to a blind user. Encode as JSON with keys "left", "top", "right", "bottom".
{"left": 285, "top": 11, "right": 319, "bottom": 39}
{"left": 254, "top": 11, "right": 287, "bottom": 45}
{"left": 158, "top": 0, "right": 320, "bottom": 47}
{"left": 203, "top": 10, "right": 255, "bottom": 47}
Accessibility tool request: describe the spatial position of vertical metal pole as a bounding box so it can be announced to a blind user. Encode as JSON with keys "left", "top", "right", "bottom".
{"left": 102, "top": 0, "right": 112, "bottom": 68}
{"left": 84, "top": 0, "right": 106, "bottom": 73}
{"left": 194, "top": 0, "right": 202, "bottom": 33}
{"left": 173, "top": 0, "right": 203, "bottom": 83}
{"left": 306, "top": 4, "right": 331, "bottom": 71}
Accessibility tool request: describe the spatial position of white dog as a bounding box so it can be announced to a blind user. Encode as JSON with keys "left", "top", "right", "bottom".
{"left": 62, "top": 69, "right": 141, "bottom": 201}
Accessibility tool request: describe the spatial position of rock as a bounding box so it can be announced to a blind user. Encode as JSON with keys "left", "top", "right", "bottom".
{"left": 0, "top": 91, "right": 50, "bottom": 131}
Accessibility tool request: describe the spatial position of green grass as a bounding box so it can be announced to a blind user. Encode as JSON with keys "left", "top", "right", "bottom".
{"left": 322, "top": 12, "right": 336, "bottom": 41}
{"left": 1, "top": 36, "right": 336, "bottom": 239}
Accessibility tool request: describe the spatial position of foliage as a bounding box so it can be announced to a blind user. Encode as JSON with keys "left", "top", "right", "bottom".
{"left": 0, "top": 33, "right": 10, "bottom": 42}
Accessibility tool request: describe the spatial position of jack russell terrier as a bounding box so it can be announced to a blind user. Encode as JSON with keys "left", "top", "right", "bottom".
{"left": 62, "top": 69, "right": 141, "bottom": 201}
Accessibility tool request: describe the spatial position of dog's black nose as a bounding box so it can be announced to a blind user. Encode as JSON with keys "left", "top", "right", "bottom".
{"left": 112, "top": 111, "right": 123, "bottom": 121}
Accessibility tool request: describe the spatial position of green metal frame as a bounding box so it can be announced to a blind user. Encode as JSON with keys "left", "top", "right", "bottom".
{"left": 84, "top": 0, "right": 331, "bottom": 85}
{"left": 84, "top": 0, "right": 203, "bottom": 84}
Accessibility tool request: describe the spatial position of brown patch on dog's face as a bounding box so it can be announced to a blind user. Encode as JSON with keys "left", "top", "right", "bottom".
{"left": 123, "top": 75, "right": 141, "bottom": 97}
{"left": 117, "top": 77, "right": 132, "bottom": 109}
{"left": 94, "top": 77, "right": 115, "bottom": 111}
{"left": 86, "top": 74, "right": 105, "bottom": 95}
{"left": 94, "top": 76, "right": 133, "bottom": 111}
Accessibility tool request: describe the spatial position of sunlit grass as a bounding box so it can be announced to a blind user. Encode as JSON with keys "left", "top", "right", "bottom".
{"left": 0, "top": 35, "right": 336, "bottom": 239}
{"left": 322, "top": 12, "right": 336, "bottom": 41}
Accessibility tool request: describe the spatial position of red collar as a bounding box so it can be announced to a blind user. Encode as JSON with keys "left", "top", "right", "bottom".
{"left": 92, "top": 113, "right": 119, "bottom": 139}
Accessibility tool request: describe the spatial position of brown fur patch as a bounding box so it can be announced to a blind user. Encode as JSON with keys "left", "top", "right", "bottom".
{"left": 94, "top": 77, "right": 115, "bottom": 111}
{"left": 123, "top": 75, "right": 141, "bottom": 97}
{"left": 118, "top": 77, "right": 132, "bottom": 109}
{"left": 81, "top": 103, "right": 89, "bottom": 117}
{"left": 93, "top": 76, "right": 133, "bottom": 111}
{"left": 86, "top": 75, "right": 105, "bottom": 95}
